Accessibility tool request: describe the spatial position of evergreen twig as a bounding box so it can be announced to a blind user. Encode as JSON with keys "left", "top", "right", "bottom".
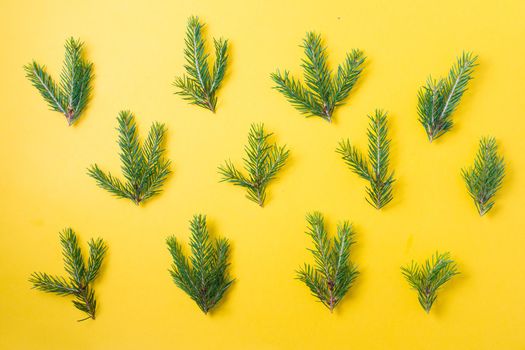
{"left": 401, "top": 252, "right": 459, "bottom": 313}
{"left": 271, "top": 32, "right": 365, "bottom": 122}
{"left": 462, "top": 137, "right": 505, "bottom": 216}
{"left": 29, "top": 228, "right": 107, "bottom": 321}
{"left": 218, "top": 123, "right": 289, "bottom": 207}
{"left": 24, "top": 37, "right": 93, "bottom": 126}
{"left": 417, "top": 52, "right": 477, "bottom": 142}
{"left": 87, "top": 111, "right": 171, "bottom": 205}
{"left": 297, "top": 212, "right": 359, "bottom": 312}
{"left": 337, "top": 109, "right": 395, "bottom": 209}
{"left": 167, "top": 214, "right": 234, "bottom": 314}
{"left": 173, "top": 16, "right": 228, "bottom": 112}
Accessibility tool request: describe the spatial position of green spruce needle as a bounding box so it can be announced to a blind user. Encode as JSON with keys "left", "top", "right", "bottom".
{"left": 218, "top": 123, "right": 289, "bottom": 207}
{"left": 173, "top": 16, "right": 228, "bottom": 112}
{"left": 24, "top": 37, "right": 93, "bottom": 126}
{"left": 462, "top": 136, "right": 505, "bottom": 216}
{"left": 297, "top": 212, "right": 359, "bottom": 312}
{"left": 87, "top": 111, "right": 171, "bottom": 205}
{"left": 271, "top": 32, "right": 365, "bottom": 122}
{"left": 337, "top": 109, "right": 395, "bottom": 209}
{"left": 401, "top": 252, "right": 459, "bottom": 313}
{"left": 417, "top": 52, "right": 478, "bottom": 142}
{"left": 167, "top": 214, "right": 234, "bottom": 314}
{"left": 29, "top": 228, "right": 107, "bottom": 321}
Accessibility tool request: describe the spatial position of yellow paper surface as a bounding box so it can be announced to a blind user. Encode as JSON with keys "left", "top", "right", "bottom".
{"left": 1, "top": 0, "right": 524, "bottom": 348}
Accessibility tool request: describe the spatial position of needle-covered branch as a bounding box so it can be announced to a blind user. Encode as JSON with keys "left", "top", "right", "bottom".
{"left": 218, "top": 123, "right": 289, "bottom": 207}
{"left": 337, "top": 110, "right": 395, "bottom": 209}
{"left": 297, "top": 212, "right": 359, "bottom": 312}
{"left": 174, "top": 16, "right": 229, "bottom": 112}
{"left": 271, "top": 32, "right": 365, "bottom": 122}
{"left": 167, "top": 214, "right": 234, "bottom": 314}
{"left": 24, "top": 37, "right": 93, "bottom": 126}
{"left": 417, "top": 52, "right": 477, "bottom": 142}
{"left": 87, "top": 111, "right": 171, "bottom": 205}
{"left": 462, "top": 137, "right": 505, "bottom": 216}
{"left": 29, "top": 228, "right": 107, "bottom": 321}
{"left": 401, "top": 252, "right": 459, "bottom": 313}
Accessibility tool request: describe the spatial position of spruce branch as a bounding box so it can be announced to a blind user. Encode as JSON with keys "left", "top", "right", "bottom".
{"left": 87, "top": 111, "right": 171, "bottom": 205}
{"left": 401, "top": 252, "right": 459, "bottom": 313}
{"left": 271, "top": 32, "right": 365, "bottom": 122}
{"left": 24, "top": 37, "right": 93, "bottom": 126}
{"left": 417, "top": 52, "right": 477, "bottom": 142}
{"left": 462, "top": 137, "right": 505, "bottom": 216}
{"left": 218, "top": 123, "right": 289, "bottom": 207}
{"left": 167, "top": 214, "right": 234, "bottom": 314}
{"left": 29, "top": 228, "right": 107, "bottom": 321}
{"left": 297, "top": 212, "right": 359, "bottom": 312}
{"left": 173, "top": 16, "right": 229, "bottom": 112}
{"left": 337, "top": 109, "right": 395, "bottom": 209}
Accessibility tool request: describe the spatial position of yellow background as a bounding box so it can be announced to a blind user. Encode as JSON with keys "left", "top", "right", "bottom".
{"left": 1, "top": 0, "right": 524, "bottom": 348}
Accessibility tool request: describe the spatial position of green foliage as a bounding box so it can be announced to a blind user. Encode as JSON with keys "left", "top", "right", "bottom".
{"left": 271, "top": 32, "right": 365, "bottom": 122}
{"left": 24, "top": 37, "right": 93, "bottom": 126}
{"left": 417, "top": 52, "right": 477, "bottom": 142}
{"left": 167, "top": 215, "right": 234, "bottom": 314}
{"left": 218, "top": 123, "right": 289, "bottom": 207}
{"left": 87, "top": 111, "right": 171, "bottom": 205}
{"left": 29, "top": 228, "right": 107, "bottom": 321}
{"left": 337, "top": 110, "right": 395, "bottom": 209}
{"left": 401, "top": 252, "right": 459, "bottom": 313}
{"left": 173, "top": 16, "right": 229, "bottom": 112}
{"left": 462, "top": 137, "right": 505, "bottom": 216}
{"left": 297, "top": 212, "right": 359, "bottom": 312}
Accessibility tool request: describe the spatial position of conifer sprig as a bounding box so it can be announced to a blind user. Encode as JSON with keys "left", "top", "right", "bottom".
{"left": 29, "top": 228, "right": 107, "bottom": 321}
{"left": 417, "top": 52, "right": 478, "bottom": 142}
{"left": 271, "top": 32, "right": 365, "bottom": 122}
{"left": 167, "top": 215, "right": 234, "bottom": 314}
{"left": 401, "top": 252, "right": 459, "bottom": 313}
{"left": 337, "top": 110, "right": 395, "bottom": 209}
{"left": 24, "top": 37, "right": 93, "bottom": 126}
{"left": 297, "top": 212, "right": 359, "bottom": 312}
{"left": 173, "top": 16, "right": 228, "bottom": 112}
{"left": 87, "top": 111, "right": 171, "bottom": 205}
{"left": 218, "top": 123, "right": 289, "bottom": 207}
{"left": 462, "top": 137, "right": 505, "bottom": 216}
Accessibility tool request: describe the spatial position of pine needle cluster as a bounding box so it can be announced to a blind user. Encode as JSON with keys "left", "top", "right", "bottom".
{"left": 88, "top": 111, "right": 171, "bottom": 205}
{"left": 167, "top": 215, "right": 234, "bottom": 314}
{"left": 271, "top": 32, "right": 365, "bottom": 122}
{"left": 218, "top": 123, "right": 289, "bottom": 207}
{"left": 24, "top": 37, "right": 93, "bottom": 126}
{"left": 173, "top": 16, "right": 228, "bottom": 112}
{"left": 337, "top": 110, "right": 395, "bottom": 209}
{"left": 417, "top": 52, "right": 477, "bottom": 142}
{"left": 29, "top": 228, "right": 107, "bottom": 321}
{"left": 462, "top": 137, "right": 505, "bottom": 216}
{"left": 297, "top": 212, "right": 359, "bottom": 312}
{"left": 401, "top": 252, "right": 458, "bottom": 313}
